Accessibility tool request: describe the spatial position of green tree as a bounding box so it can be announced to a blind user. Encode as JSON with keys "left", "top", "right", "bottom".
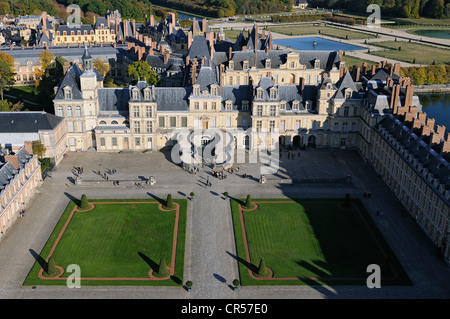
{"left": 165, "top": 194, "right": 175, "bottom": 209}
{"left": 80, "top": 194, "right": 89, "bottom": 210}
{"left": 37, "top": 55, "right": 67, "bottom": 112}
{"left": 93, "top": 57, "right": 110, "bottom": 78}
{"left": 414, "top": 67, "right": 427, "bottom": 85}
{"left": 32, "top": 140, "right": 46, "bottom": 158}
{"left": 256, "top": 258, "right": 270, "bottom": 277}
{"left": 156, "top": 258, "right": 170, "bottom": 277}
{"left": 245, "top": 194, "right": 253, "bottom": 208}
{"left": 34, "top": 48, "right": 55, "bottom": 88}
{"left": 127, "top": 61, "right": 160, "bottom": 86}
{"left": 0, "top": 52, "right": 15, "bottom": 100}
{"left": 46, "top": 257, "right": 57, "bottom": 276}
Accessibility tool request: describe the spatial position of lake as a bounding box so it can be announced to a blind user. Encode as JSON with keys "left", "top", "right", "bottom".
{"left": 418, "top": 93, "right": 450, "bottom": 130}
{"left": 273, "top": 37, "right": 366, "bottom": 51}
{"left": 411, "top": 29, "right": 450, "bottom": 40}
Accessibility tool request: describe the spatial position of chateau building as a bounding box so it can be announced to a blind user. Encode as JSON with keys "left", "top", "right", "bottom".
{"left": 0, "top": 144, "right": 42, "bottom": 238}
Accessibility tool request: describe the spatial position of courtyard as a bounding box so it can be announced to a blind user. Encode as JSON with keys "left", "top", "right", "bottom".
{"left": 0, "top": 148, "right": 449, "bottom": 298}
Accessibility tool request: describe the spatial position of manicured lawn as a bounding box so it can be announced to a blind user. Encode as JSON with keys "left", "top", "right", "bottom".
{"left": 24, "top": 199, "right": 187, "bottom": 286}
{"left": 370, "top": 41, "right": 450, "bottom": 65}
{"left": 231, "top": 198, "right": 411, "bottom": 286}
{"left": 342, "top": 55, "right": 379, "bottom": 69}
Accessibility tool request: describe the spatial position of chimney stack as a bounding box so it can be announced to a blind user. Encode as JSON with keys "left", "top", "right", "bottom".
{"left": 150, "top": 15, "right": 155, "bottom": 27}
{"left": 202, "top": 18, "right": 207, "bottom": 33}
{"left": 164, "top": 50, "right": 170, "bottom": 64}
{"left": 390, "top": 84, "right": 400, "bottom": 113}
{"left": 300, "top": 77, "right": 305, "bottom": 93}
{"left": 5, "top": 154, "right": 19, "bottom": 169}
{"left": 404, "top": 84, "right": 414, "bottom": 108}
{"left": 24, "top": 141, "right": 33, "bottom": 155}
{"left": 188, "top": 31, "right": 193, "bottom": 49}
{"left": 192, "top": 18, "right": 196, "bottom": 35}
{"left": 393, "top": 63, "right": 401, "bottom": 75}
{"left": 228, "top": 47, "right": 232, "bottom": 60}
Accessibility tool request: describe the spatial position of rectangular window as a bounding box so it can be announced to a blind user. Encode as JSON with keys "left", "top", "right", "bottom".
{"left": 203, "top": 102, "right": 207, "bottom": 110}
{"left": 68, "top": 121, "right": 74, "bottom": 132}
{"left": 112, "top": 137, "right": 117, "bottom": 146}
{"left": 229, "top": 76, "right": 233, "bottom": 85}
{"left": 212, "top": 102, "right": 217, "bottom": 110}
{"left": 334, "top": 122, "right": 339, "bottom": 132}
{"left": 269, "top": 120, "right": 275, "bottom": 132}
{"left": 296, "top": 120, "right": 301, "bottom": 130}
{"left": 181, "top": 117, "right": 187, "bottom": 127}
{"left": 242, "top": 117, "right": 248, "bottom": 129}
{"left": 344, "top": 107, "right": 349, "bottom": 117}
{"left": 342, "top": 122, "right": 348, "bottom": 132}
{"left": 226, "top": 117, "right": 231, "bottom": 128}
{"left": 146, "top": 106, "right": 152, "bottom": 117}
{"left": 100, "top": 138, "right": 105, "bottom": 146}
{"left": 256, "top": 121, "right": 262, "bottom": 132}
{"left": 134, "top": 106, "right": 140, "bottom": 117}
{"left": 135, "top": 138, "right": 140, "bottom": 146}
{"left": 270, "top": 105, "right": 276, "bottom": 116}
{"left": 256, "top": 105, "right": 263, "bottom": 117}
{"left": 194, "top": 102, "right": 199, "bottom": 110}
{"left": 340, "top": 138, "right": 346, "bottom": 147}
{"left": 146, "top": 121, "right": 153, "bottom": 133}
{"left": 351, "top": 122, "right": 356, "bottom": 132}
{"left": 211, "top": 116, "right": 216, "bottom": 128}
{"left": 77, "top": 122, "right": 83, "bottom": 132}
{"left": 159, "top": 117, "right": 165, "bottom": 128}
{"left": 194, "top": 117, "right": 199, "bottom": 128}
{"left": 134, "top": 121, "right": 140, "bottom": 133}
{"left": 170, "top": 117, "right": 176, "bottom": 127}
{"left": 280, "top": 120, "right": 285, "bottom": 132}
{"left": 353, "top": 107, "right": 358, "bottom": 116}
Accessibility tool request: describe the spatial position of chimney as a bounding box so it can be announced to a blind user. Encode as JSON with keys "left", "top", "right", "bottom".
{"left": 192, "top": 18, "right": 196, "bottom": 35}
{"left": 148, "top": 47, "right": 153, "bottom": 55}
{"left": 169, "top": 22, "right": 173, "bottom": 35}
{"left": 219, "top": 64, "right": 223, "bottom": 94}
{"left": 390, "top": 84, "right": 400, "bottom": 113}
{"left": 371, "top": 64, "right": 376, "bottom": 75}
{"left": 386, "top": 76, "right": 393, "bottom": 87}
{"left": 160, "top": 44, "right": 165, "bottom": 53}
{"left": 164, "top": 50, "right": 170, "bottom": 64}
{"left": 393, "top": 63, "right": 401, "bottom": 75}
{"left": 150, "top": 15, "right": 155, "bottom": 27}
{"left": 404, "top": 84, "right": 413, "bottom": 108}
{"left": 124, "top": 20, "right": 128, "bottom": 38}
{"left": 202, "top": 18, "right": 207, "bottom": 33}
{"left": 268, "top": 31, "right": 272, "bottom": 50}
{"left": 338, "top": 50, "right": 343, "bottom": 60}
{"left": 228, "top": 47, "right": 232, "bottom": 60}
{"left": 413, "top": 112, "right": 426, "bottom": 129}
{"left": 139, "top": 46, "right": 145, "bottom": 61}
{"left": 24, "top": 141, "right": 33, "bottom": 154}
{"left": 209, "top": 41, "right": 214, "bottom": 59}
{"left": 115, "top": 18, "right": 119, "bottom": 35}
{"left": 254, "top": 47, "right": 257, "bottom": 67}
{"left": 170, "top": 12, "right": 175, "bottom": 25}
{"left": 191, "top": 59, "right": 197, "bottom": 85}
{"left": 300, "top": 77, "right": 305, "bottom": 93}
{"left": 361, "top": 62, "right": 367, "bottom": 75}
{"left": 133, "top": 19, "right": 136, "bottom": 38}
{"left": 42, "top": 11, "right": 47, "bottom": 30}
{"left": 185, "top": 55, "right": 190, "bottom": 66}
{"left": 188, "top": 31, "right": 192, "bottom": 49}
{"left": 63, "top": 61, "right": 71, "bottom": 74}
{"left": 389, "top": 65, "right": 393, "bottom": 76}
{"left": 5, "top": 154, "right": 19, "bottom": 169}
{"left": 242, "top": 45, "right": 247, "bottom": 51}
{"left": 262, "top": 29, "right": 265, "bottom": 39}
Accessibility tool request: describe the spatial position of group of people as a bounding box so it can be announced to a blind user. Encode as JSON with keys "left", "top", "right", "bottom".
{"left": 211, "top": 170, "right": 227, "bottom": 180}
{"left": 280, "top": 151, "right": 301, "bottom": 160}
{"left": 72, "top": 166, "right": 84, "bottom": 179}
{"left": 19, "top": 210, "right": 27, "bottom": 218}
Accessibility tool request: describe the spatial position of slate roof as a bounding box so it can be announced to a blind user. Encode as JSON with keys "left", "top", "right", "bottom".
{"left": 194, "top": 63, "right": 218, "bottom": 91}
{"left": 0, "top": 161, "right": 18, "bottom": 191}
{"left": 377, "top": 114, "right": 450, "bottom": 193}
{"left": 334, "top": 71, "right": 359, "bottom": 99}
{"left": 154, "top": 87, "right": 190, "bottom": 111}
{"left": 98, "top": 87, "right": 130, "bottom": 113}
{"left": 188, "top": 36, "right": 211, "bottom": 60}
{"left": 54, "top": 63, "right": 83, "bottom": 100}
{"left": 0, "top": 111, "right": 64, "bottom": 133}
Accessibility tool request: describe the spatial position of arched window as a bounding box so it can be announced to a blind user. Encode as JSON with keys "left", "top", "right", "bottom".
{"left": 99, "top": 120, "right": 107, "bottom": 124}
{"left": 76, "top": 106, "right": 81, "bottom": 117}
{"left": 256, "top": 88, "right": 264, "bottom": 100}
{"left": 111, "top": 120, "right": 118, "bottom": 124}
{"left": 57, "top": 106, "right": 63, "bottom": 116}
{"left": 66, "top": 106, "right": 72, "bottom": 117}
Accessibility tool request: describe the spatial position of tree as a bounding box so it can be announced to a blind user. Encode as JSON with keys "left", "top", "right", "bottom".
{"left": 37, "top": 55, "right": 67, "bottom": 112}
{"left": 127, "top": 61, "right": 160, "bottom": 86}
{"left": 93, "top": 57, "right": 110, "bottom": 78}
{"left": 80, "top": 194, "right": 89, "bottom": 210}
{"left": 46, "top": 257, "right": 57, "bottom": 276}
{"left": 185, "top": 280, "right": 193, "bottom": 291}
{"left": 256, "top": 258, "right": 270, "bottom": 277}
{"left": 0, "top": 52, "right": 15, "bottom": 100}
{"left": 34, "top": 48, "right": 55, "bottom": 88}
{"left": 165, "top": 194, "right": 175, "bottom": 209}
{"left": 32, "top": 140, "right": 46, "bottom": 158}
{"left": 245, "top": 194, "right": 253, "bottom": 208}
{"left": 156, "top": 258, "right": 170, "bottom": 277}
{"left": 414, "top": 67, "right": 427, "bottom": 85}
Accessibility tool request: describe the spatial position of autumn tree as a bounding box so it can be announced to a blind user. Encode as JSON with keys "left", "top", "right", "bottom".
{"left": 32, "top": 140, "right": 47, "bottom": 158}
{"left": 0, "top": 52, "right": 15, "bottom": 100}
{"left": 34, "top": 48, "right": 55, "bottom": 88}
{"left": 93, "top": 58, "right": 110, "bottom": 78}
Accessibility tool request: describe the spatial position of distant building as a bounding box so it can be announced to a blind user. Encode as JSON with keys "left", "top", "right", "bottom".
{"left": 294, "top": 0, "right": 309, "bottom": 9}
{"left": 0, "top": 144, "right": 42, "bottom": 239}
{"left": 0, "top": 112, "right": 67, "bottom": 165}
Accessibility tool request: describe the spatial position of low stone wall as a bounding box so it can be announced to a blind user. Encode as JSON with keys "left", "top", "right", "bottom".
{"left": 263, "top": 175, "right": 352, "bottom": 184}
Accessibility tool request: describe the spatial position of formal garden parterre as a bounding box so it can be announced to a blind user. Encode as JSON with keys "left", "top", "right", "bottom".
{"left": 231, "top": 197, "right": 412, "bottom": 286}
{"left": 24, "top": 196, "right": 187, "bottom": 286}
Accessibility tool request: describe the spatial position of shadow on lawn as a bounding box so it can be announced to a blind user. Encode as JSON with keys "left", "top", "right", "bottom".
{"left": 226, "top": 251, "right": 258, "bottom": 273}
{"left": 138, "top": 252, "right": 182, "bottom": 285}
{"left": 64, "top": 192, "right": 81, "bottom": 207}
{"left": 29, "top": 249, "right": 47, "bottom": 272}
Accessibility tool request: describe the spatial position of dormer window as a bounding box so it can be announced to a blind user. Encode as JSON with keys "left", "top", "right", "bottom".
{"left": 280, "top": 101, "right": 286, "bottom": 110}
{"left": 266, "top": 59, "right": 271, "bottom": 69}
{"left": 314, "top": 59, "right": 320, "bottom": 69}
{"left": 132, "top": 89, "right": 139, "bottom": 100}
{"left": 210, "top": 85, "right": 218, "bottom": 96}
{"left": 193, "top": 84, "right": 200, "bottom": 96}
{"left": 225, "top": 100, "right": 232, "bottom": 110}
{"left": 269, "top": 88, "right": 278, "bottom": 99}
{"left": 64, "top": 87, "right": 72, "bottom": 99}
{"left": 242, "top": 100, "right": 249, "bottom": 111}
{"left": 144, "top": 88, "right": 151, "bottom": 100}
{"left": 243, "top": 60, "right": 249, "bottom": 69}
{"left": 345, "top": 90, "right": 352, "bottom": 99}
{"left": 256, "top": 88, "right": 264, "bottom": 100}
{"left": 292, "top": 101, "right": 299, "bottom": 110}
{"left": 229, "top": 61, "right": 234, "bottom": 70}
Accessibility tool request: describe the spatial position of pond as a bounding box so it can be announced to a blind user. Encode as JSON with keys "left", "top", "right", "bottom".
{"left": 418, "top": 93, "right": 450, "bottom": 131}
{"left": 272, "top": 37, "right": 366, "bottom": 51}
{"left": 410, "top": 29, "right": 450, "bottom": 40}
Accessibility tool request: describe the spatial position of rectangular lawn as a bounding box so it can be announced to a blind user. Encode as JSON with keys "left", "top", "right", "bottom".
{"left": 24, "top": 199, "right": 187, "bottom": 286}
{"left": 231, "top": 198, "right": 411, "bottom": 286}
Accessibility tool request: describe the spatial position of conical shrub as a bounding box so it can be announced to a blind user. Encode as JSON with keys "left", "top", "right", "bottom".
{"left": 46, "top": 257, "right": 57, "bottom": 276}
{"left": 156, "top": 258, "right": 170, "bottom": 277}
{"left": 165, "top": 194, "right": 175, "bottom": 209}
{"left": 256, "top": 258, "right": 270, "bottom": 277}
{"left": 245, "top": 194, "right": 253, "bottom": 208}
{"left": 80, "top": 194, "right": 89, "bottom": 210}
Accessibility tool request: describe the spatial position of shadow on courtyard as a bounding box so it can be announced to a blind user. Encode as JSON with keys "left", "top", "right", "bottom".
{"left": 29, "top": 249, "right": 47, "bottom": 272}
{"left": 226, "top": 251, "right": 258, "bottom": 273}
{"left": 138, "top": 252, "right": 182, "bottom": 285}
{"left": 64, "top": 192, "right": 81, "bottom": 207}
